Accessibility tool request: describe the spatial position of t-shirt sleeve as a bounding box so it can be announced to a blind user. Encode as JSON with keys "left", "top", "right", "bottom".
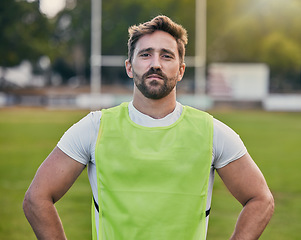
{"left": 57, "top": 111, "right": 101, "bottom": 165}
{"left": 212, "top": 118, "right": 247, "bottom": 169}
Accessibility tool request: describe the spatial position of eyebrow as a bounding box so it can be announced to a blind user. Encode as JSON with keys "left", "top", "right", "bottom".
{"left": 137, "top": 48, "right": 153, "bottom": 56}
{"left": 161, "top": 48, "right": 176, "bottom": 58}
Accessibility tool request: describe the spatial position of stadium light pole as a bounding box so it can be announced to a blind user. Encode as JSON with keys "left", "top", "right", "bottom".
{"left": 195, "top": 0, "right": 207, "bottom": 95}
{"left": 90, "top": 0, "right": 102, "bottom": 95}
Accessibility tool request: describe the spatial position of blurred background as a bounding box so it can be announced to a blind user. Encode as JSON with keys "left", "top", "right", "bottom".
{"left": 1, "top": 1, "right": 301, "bottom": 239}
{"left": 1, "top": 0, "right": 301, "bottom": 110}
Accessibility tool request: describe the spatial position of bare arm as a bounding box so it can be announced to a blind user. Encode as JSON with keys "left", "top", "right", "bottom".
{"left": 217, "top": 153, "right": 274, "bottom": 240}
{"left": 23, "top": 147, "right": 86, "bottom": 239}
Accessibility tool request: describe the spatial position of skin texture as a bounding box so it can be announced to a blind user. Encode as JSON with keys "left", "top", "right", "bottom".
{"left": 23, "top": 30, "right": 274, "bottom": 239}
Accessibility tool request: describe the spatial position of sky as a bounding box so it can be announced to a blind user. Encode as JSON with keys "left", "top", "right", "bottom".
{"left": 39, "top": 0, "right": 66, "bottom": 18}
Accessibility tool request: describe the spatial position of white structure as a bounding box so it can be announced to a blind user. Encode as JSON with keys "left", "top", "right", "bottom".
{"left": 263, "top": 94, "right": 301, "bottom": 111}
{"left": 208, "top": 63, "right": 269, "bottom": 101}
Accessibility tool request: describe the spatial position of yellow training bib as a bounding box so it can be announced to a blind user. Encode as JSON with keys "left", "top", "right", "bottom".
{"left": 93, "top": 102, "right": 213, "bottom": 240}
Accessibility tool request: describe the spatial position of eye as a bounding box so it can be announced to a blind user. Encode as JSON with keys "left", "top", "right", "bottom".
{"left": 140, "top": 53, "right": 150, "bottom": 58}
{"left": 162, "top": 54, "right": 173, "bottom": 60}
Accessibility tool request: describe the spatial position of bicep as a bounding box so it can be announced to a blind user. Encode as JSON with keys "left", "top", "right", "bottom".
{"left": 27, "top": 147, "right": 86, "bottom": 203}
{"left": 217, "top": 153, "right": 270, "bottom": 206}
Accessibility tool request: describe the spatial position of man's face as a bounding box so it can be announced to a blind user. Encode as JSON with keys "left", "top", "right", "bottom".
{"left": 126, "top": 31, "right": 185, "bottom": 99}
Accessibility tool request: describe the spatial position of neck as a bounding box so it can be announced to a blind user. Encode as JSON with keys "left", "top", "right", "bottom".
{"left": 132, "top": 87, "right": 177, "bottom": 119}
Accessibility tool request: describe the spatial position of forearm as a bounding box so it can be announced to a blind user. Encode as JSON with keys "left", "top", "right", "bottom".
{"left": 230, "top": 195, "right": 274, "bottom": 240}
{"left": 23, "top": 197, "right": 67, "bottom": 240}
{"left": 23, "top": 147, "right": 86, "bottom": 239}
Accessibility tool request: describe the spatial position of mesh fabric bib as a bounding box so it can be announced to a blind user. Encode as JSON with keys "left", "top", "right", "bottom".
{"left": 93, "top": 102, "right": 213, "bottom": 240}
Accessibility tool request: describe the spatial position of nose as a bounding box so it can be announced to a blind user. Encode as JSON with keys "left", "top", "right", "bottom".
{"left": 150, "top": 54, "right": 161, "bottom": 69}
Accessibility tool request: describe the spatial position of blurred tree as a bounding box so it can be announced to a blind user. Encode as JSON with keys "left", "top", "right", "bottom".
{"left": 260, "top": 32, "right": 301, "bottom": 92}
{"left": 51, "top": 0, "right": 91, "bottom": 83}
{"left": 0, "top": 0, "right": 53, "bottom": 67}
{"left": 2, "top": 0, "right": 301, "bottom": 92}
{"left": 207, "top": 0, "right": 301, "bottom": 92}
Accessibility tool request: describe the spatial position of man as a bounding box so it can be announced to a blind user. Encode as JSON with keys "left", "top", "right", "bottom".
{"left": 23, "top": 15, "right": 274, "bottom": 240}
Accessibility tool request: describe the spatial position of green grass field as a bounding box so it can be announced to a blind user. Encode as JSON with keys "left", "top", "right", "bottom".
{"left": 0, "top": 107, "right": 300, "bottom": 239}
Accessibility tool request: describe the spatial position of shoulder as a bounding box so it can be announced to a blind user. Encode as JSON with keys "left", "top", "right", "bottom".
{"left": 183, "top": 106, "right": 213, "bottom": 127}
{"left": 184, "top": 105, "right": 212, "bottom": 118}
{"left": 212, "top": 117, "right": 247, "bottom": 169}
{"left": 87, "top": 110, "right": 102, "bottom": 127}
{"left": 102, "top": 102, "right": 128, "bottom": 114}
{"left": 213, "top": 117, "right": 238, "bottom": 136}
{"left": 66, "top": 110, "right": 102, "bottom": 135}
{"left": 57, "top": 111, "right": 102, "bottom": 165}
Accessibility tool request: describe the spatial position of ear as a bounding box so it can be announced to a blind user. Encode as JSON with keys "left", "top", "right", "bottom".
{"left": 177, "top": 63, "right": 186, "bottom": 82}
{"left": 125, "top": 59, "right": 133, "bottom": 78}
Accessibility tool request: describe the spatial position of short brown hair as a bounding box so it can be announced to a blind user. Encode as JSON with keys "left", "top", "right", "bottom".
{"left": 127, "top": 15, "right": 188, "bottom": 64}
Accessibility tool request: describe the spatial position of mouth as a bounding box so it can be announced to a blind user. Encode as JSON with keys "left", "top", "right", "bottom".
{"left": 146, "top": 74, "right": 164, "bottom": 80}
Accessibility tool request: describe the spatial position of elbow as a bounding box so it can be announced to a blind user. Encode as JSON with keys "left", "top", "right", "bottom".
{"left": 244, "top": 190, "right": 275, "bottom": 222}
{"left": 23, "top": 187, "right": 55, "bottom": 219}
{"left": 266, "top": 191, "right": 275, "bottom": 219}
{"left": 23, "top": 190, "right": 34, "bottom": 218}
{"left": 23, "top": 189, "right": 41, "bottom": 219}
{"left": 257, "top": 190, "right": 275, "bottom": 223}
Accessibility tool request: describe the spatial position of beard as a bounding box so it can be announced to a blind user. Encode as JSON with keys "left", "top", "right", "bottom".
{"left": 133, "top": 67, "right": 179, "bottom": 100}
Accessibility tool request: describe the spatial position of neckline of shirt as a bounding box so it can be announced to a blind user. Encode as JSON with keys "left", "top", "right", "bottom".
{"left": 128, "top": 101, "right": 183, "bottom": 127}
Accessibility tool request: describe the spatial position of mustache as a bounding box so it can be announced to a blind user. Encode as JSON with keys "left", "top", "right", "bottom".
{"left": 142, "top": 68, "right": 167, "bottom": 81}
